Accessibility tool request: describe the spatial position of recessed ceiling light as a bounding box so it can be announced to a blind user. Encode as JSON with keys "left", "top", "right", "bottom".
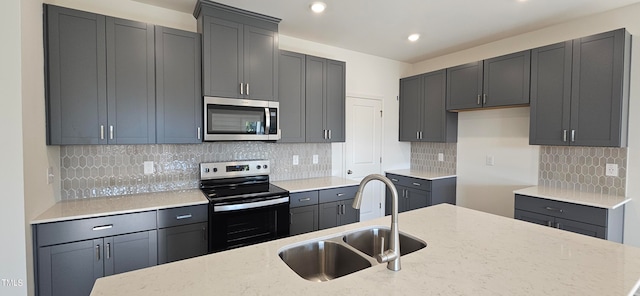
{"left": 408, "top": 34, "right": 420, "bottom": 42}
{"left": 310, "top": 2, "right": 326, "bottom": 13}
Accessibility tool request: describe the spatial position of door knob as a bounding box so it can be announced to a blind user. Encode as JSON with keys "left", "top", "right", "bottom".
{"left": 347, "top": 170, "right": 353, "bottom": 175}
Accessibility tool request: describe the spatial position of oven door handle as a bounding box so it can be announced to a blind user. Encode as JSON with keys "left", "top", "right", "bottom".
{"left": 213, "top": 196, "right": 289, "bottom": 212}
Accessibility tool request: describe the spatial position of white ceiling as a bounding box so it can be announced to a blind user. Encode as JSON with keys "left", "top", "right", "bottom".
{"left": 133, "top": 0, "right": 640, "bottom": 63}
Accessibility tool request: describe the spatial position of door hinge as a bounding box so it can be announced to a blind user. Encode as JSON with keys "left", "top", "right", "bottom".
{"left": 397, "top": 96, "right": 399, "bottom": 101}
{"left": 379, "top": 203, "right": 382, "bottom": 209}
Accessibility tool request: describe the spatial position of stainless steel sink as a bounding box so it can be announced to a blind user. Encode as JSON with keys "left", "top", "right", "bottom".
{"left": 278, "top": 240, "right": 372, "bottom": 282}
{"left": 343, "top": 227, "right": 427, "bottom": 257}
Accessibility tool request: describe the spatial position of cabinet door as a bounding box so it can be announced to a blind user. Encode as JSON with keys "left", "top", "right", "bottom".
{"left": 555, "top": 218, "right": 606, "bottom": 239}
{"left": 325, "top": 59, "right": 346, "bottom": 142}
{"left": 290, "top": 205, "right": 319, "bottom": 236}
{"left": 386, "top": 186, "right": 408, "bottom": 215}
{"left": 514, "top": 210, "right": 554, "bottom": 227}
{"left": 45, "top": 6, "right": 107, "bottom": 145}
{"left": 405, "top": 187, "right": 428, "bottom": 212}
{"left": 106, "top": 17, "right": 155, "bottom": 144}
{"left": 570, "top": 29, "right": 629, "bottom": 147}
{"left": 318, "top": 201, "right": 339, "bottom": 230}
{"left": 158, "top": 223, "right": 208, "bottom": 264}
{"left": 155, "top": 27, "right": 202, "bottom": 144}
{"left": 446, "top": 61, "right": 483, "bottom": 110}
{"left": 422, "top": 70, "right": 457, "bottom": 142}
{"left": 278, "top": 50, "right": 306, "bottom": 142}
{"left": 339, "top": 199, "right": 359, "bottom": 226}
{"left": 37, "top": 239, "right": 103, "bottom": 296}
{"left": 103, "top": 230, "right": 157, "bottom": 276}
{"left": 202, "top": 16, "right": 243, "bottom": 98}
{"left": 244, "top": 25, "right": 278, "bottom": 101}
{"left": 529, "top": 41, "right": 572, "bottom": 145}
{"left": 305, "top": 56, "right": 327, "bottom": 142}
{"left": 398, "top": 75, "right": 422, "bottom": 142}
{"left": 483, "top": 50, "right": 531, "bottom": 108}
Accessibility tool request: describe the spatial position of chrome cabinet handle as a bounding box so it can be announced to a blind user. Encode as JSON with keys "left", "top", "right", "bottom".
{"left": 100, "top": 125, "right": 105, "bottom": 140}
{"left": 412, "top": 182, "right": 421, "bottom": 186}
{"left": 328, "top": 129, "right": 332, "bottom": 139}
{"left": 197, "top": 127, "right": 201, "bottom": 140}
{"left": 176, "top": 214, "right": 193, "bottom": 220}
{"left": 477, "top": 95, "right": 481, "bottom": 105}
{"left": 571, "top": 130, "right": 576, "bottom": 142}
{"left": 299, "top": 197, "right": 311, "bottom": 202}
{"left": 324, "top": 129, "right": 328, "bottom": 139}
{"left": 563, "top": 130, "right": 568, "bottom": 142}
{"left": 544, "top": 206, "right": 564, "bottom": 213}
{"left": 483, "top": 94, "right": 487, "bottom": 104}
{"left": 391, "top": 178, "right": 399, "bottom": 182}
{"left": 106, "top": 243, "right": 111, "bottom": 259}
{"left": 555, "top": 222, "right": 561, "bottom": 229}
{"left": 109, "top": 125, "right": 114, "bottom": 140}
{"left": 416, "top": 131, "right": 420, "bottom": 139}
{"left": 246, "top": 83, "right": 249, "bottom": 96}
{"left": 93, "top": 224, "right": 113, "bottom": 231}
{"left": 96, "top": 245, "right": 101, "bottom": 261}
{"left": 202, "top": 226, "right": 207, "bottom": 241}
{"left": 337, "top": 193, "right": 345, "bottom": 197}
{"left": 547, "top": 221, "right": 553, "bottom": 227}
{"left": 240, "top": 83, "right": 244, "bottom": 95}
{"left": 404, "top": 189, "right": 409, "bottom": 198}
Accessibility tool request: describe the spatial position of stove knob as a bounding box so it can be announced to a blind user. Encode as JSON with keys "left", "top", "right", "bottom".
{"left": 256, "top": 165, "right": 262, "bottom": 170}
{"left": 263, "top": 164, "right": 268, "bottom": 169}
{"left": 204, "top": 168, "right": 210, "bottom": 173}
{"left": 213, "top": 168, "right": 218, "bottom": 173}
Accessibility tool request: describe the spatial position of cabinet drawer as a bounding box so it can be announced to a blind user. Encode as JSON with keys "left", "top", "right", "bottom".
{"left": 37, "top": 211, "right": 157, "bottom": 247}
{"left": 158, "top": 205, "right": 208, "bottom": 228}
{"left": 290, "top": 191, "right": 319, "bottom": 208}
{"left": 386, "top": 174, "right": 432, "bottom": 191}
{"left": 319, "top": 186, "right": 358, "bottom": 203}
{"left": 515, "top": 194, "right": 607, "bottom": 226}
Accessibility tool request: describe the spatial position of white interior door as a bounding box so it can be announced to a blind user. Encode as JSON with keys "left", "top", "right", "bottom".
{"left": 345, "top": 96, "right": 384, "bottom": 221}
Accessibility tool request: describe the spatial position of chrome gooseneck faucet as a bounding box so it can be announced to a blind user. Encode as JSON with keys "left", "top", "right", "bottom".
{"left": 352, "top": 174, "right": 401, "bottom": 271}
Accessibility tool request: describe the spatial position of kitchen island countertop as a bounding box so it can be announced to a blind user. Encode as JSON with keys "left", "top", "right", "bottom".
{"left": 90, "top": 204, "right": 640, "bottom": 296}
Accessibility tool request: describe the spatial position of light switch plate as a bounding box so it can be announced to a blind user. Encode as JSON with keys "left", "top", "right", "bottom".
{"left": 606, "top": 163, "right": 619, "bottom": 177}
{"left": 485, "top": 155, "right": 495, "bottom": 166}
{"left": 437, "top": 153, "right": 444, "bottom": 162}
{"left": 144, "top": 161, "right": 154, "bottom": 175}
{"left": 293, "top": 155, "right": 299, "bottom": 166}
{"left": 313, "top": 155, "right": 319, "bottom": 164}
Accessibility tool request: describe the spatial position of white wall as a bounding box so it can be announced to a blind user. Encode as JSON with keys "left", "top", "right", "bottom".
{"left": 2, "top": 0, "right": 27, "bottom": 295}
{"left": 409, "top": 2, "right": 640, "bottom": 245}
{"left": 278, "top": 36, "right": 412, "bottom": 176}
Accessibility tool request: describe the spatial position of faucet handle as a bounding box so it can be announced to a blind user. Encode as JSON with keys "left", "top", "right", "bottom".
{"left": 380, "top": 236, "right": 385, "bottom": 257}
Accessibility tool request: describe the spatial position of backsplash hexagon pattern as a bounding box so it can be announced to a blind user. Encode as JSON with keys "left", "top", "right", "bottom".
{"left": 539, "top": 146, "right": 627, "bottom": 196}
{"left": 60, "top": 143, "right": 331, "bottom": 200}
{"left": 410, "top": 142, "right": 457, "bottom": 175}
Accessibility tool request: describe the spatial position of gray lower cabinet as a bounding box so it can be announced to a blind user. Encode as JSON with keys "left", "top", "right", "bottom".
{"left": 289, "top": 186, "right": 359, "bottom": 234}
{"left": 446, "top": 50, "right": 530, "bottom": 111}
{"left": 35, "top": 211, "right": 158, "bottom": 296}
{"left": 157, "top": 205, "right": 208, "bottom": 264}
{"left": 530, "top": 29, "right": 631, "bottom": 147}
{"left": 306, "top": 56, "right": 346, "bottom": 142}
{"left": 278, "top": 50, "right": 306, "bottom": 143}
{"left": 514, "top": 194, "right": 623, "bottom": 242}
{"left": 155, "top": 27, "right": 202, "bottom": 144}
{"left": 196, "top": 1, "right": 279, "bottom": 100}
{"left": 289, "top": 191, "right": 319, "bottom": 236}
{"left": 385, "top": 173, "right": 456, "bottom": 215}
{"left": 319, "top": 199, "right": 359, "bottom": 230}
{"left": 399, "top": 70, "right": 457, "bottom": 142}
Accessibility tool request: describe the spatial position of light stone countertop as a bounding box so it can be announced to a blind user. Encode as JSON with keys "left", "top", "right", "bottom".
{"left": 514, "top": 186, "right": 631, "bottom": 209}
{"left": 385, "top": 169, "right": 457, "bottom": 180}
{"left": 31, "top": 189, "right": 208, "bottom": 224}
{"left": 90, "top": 204, "right": 640, "bottom": 296}
{"left": 272, "top": 176, "right": 359, "bottom": 193}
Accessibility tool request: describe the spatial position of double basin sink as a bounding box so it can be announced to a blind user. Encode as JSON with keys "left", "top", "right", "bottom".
{"left": 278, "top": 226, "right": 427, "bottom": 282}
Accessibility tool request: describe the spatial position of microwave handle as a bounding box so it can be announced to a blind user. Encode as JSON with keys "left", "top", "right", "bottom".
{"left": 265, "top": 108, "right": 271, "bottom": 135}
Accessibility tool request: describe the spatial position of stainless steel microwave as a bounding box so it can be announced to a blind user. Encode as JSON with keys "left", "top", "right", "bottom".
{"left": 203, "top": 97, "right": 280, "bottom": 141}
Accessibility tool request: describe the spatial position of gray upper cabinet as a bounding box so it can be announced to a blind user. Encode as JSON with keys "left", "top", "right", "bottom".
{"left": 305, "top": 56, "right": 346, "bottom": 142}
{"left": 446, "top": 50, "right": 530, "bottom": 111}
{"left": 106, "top": 17, "right": 155, "bottom": 144}
{"left": 399, "top": 70, "right": 457, "bottom": 142}
{"left": 530, "top": 29, "right": 631, "bottom": 147}
{"left": 45, "top": 5, "right": 155, "bottom": 145}
{"left": 45, "top": 5, "right": 107, "bottom": 145}
{"left": 155, "top": 27, "right": 203, "bottom": 144}
{"left": 195, "top": 0, "right": 280, "bottom": 101}
{"left": 278, "top": 50, "right": 306, "bottom": 143}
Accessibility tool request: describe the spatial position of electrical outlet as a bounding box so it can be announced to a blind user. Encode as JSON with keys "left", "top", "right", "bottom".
{"left": 313, "top": 155, "right": 319, "bottom": 164}
{"left": 47, "top": 167, "right": 54, "bottom": 184}
{"left": 485, "top": 155, "right": 495, "bottom": 166}
{"left": 606, "top": 163, "right": 619, "bottom": 177}
{"left": 437, "top": 153, "right": 444, "bottom": 162}
{"left": 144, "top": 161, "right": 154, "bottom": 175}
{"left": 293, "top": 155, "right": 299, "bottom": 165}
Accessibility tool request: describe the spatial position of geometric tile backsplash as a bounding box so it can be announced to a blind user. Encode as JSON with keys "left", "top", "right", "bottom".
{"left": 410, "top": 142, "right": 457, "bottom": 175}
{"left": 538, "top": 146, "right": 627, "bottom": 196}
{"left": 60, "top": 142, "right": 332, "bottom": 200}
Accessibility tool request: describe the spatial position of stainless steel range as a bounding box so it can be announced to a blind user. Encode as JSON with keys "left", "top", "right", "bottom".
{"left": 199, "top": 160, "right": 289, "bottom": 253}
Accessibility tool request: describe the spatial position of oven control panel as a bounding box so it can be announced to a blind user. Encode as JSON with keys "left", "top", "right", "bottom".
{"left": 200, "top": 160, "right": 271, "bottom": 180}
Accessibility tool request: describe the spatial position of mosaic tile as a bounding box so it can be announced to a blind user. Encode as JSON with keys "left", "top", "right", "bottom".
{"left": 410, "top": 142, "right": 457, "bottom": 175}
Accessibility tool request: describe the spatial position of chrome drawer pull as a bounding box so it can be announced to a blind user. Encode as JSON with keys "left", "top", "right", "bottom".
{"left": 391, "top": 179, "right": 399, "bottom": 182}
{"left": 176, "top": 214, "right": 193, "bottom": 220}
{"left": 337, "top": 193, "right": 345, "bottom": 197}
{"left": 92, "top": 225, "right": 113, "bottom": 231}
{"left": 299, "top": 198, "right": 311, "bottom": 202}
{"left": 412, "top": 182, "right": 421, "bottom": 186}
{"left": 544, "top": 206, "right": 563, "bottom": 213}
{"left": 547, "top": 221, "right": 553, "bottom": 227}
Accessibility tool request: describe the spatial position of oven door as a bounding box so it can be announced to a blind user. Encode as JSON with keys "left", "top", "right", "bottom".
{"left": 203, "top": 96, "right": 280, "bottom": 141}
{"left": 209, "top": 196, "right": 290, "bottom": 253}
